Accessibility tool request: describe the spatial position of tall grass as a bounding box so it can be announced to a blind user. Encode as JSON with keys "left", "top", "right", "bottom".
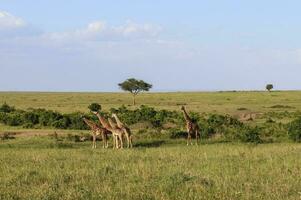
{"left": 0, "top": 137, "right": 300, "bottom": 200}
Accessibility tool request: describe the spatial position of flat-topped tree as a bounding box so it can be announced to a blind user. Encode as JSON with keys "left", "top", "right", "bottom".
{"left": 266, "top": 84, "right": 273, "bottom": 92}
{"left": 265, "top": 84, "right": 274, "bottom": 92}
{"left": 118, "top": 78, "right": 152, "bottom": 105}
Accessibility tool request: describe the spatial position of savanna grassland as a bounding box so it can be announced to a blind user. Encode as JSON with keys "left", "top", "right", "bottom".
{"left": 0, "top": 91, "right": 301, "bottom": 200}
{"left": 0, "top": 91, "right": 301, "bottom": 114}
{"left": 0, "top": 137, "right": 301, "bottom": 200}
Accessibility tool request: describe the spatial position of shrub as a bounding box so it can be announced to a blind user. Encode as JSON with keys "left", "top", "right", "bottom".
{"left": 0, "top": 103, "right": 15, "bottom": 113}
{"left": 169, "top": 128, "right": 187, "bottom": 139}
{"left": 260, "top": 122, "right": 287, "bottom": 142}
{"left": 0, "top": 112, "right": 9, "bottom": 124}
{"left": 239, "top": 126, "right": 262, "bottom": 143}
{"left": 36, "top": 109, "right": 63, "bottom": 126}
{"left": 111, "top": 105, "right": 180, "bottom": 127}
{"left": 52, "top": 117, "right": 70, "bottom": 129}
{"left": 65, "top": 112, "right": 88, "bottom": 130}
{"left": 88, "top": 103, "right": 101, "bottom": 112}
{"left": 6, "top": 113, "right": 23, "bottom": 126}
{"left": 23, "top": 112, "right": 39, "bottom": 124}
{"left": 201, "top": 114, "right": 244, "bottom": 138}
{"left": 288, "top": 117, "right": 301, "bottom": 142}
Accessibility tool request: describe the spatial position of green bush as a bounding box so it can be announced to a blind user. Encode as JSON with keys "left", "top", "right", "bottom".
{"left": 23, "top": 112, "right": 39, "bottom": 124}
{"left": 88, "top": 103, "right": 101, "bottom": 112}
{"left": 259, "top": 122, "right": 287, "bottom": 142}
{"left": 288, "top": 117, "right": 301, "bottom": 142}
{"left": 111, "top": 105, "right": 180, "bottom": 127}
{"left": 35, "top": 109, "right": 63, "bottom": 126}
{"left": 6, "top": 113, "right": 23, "bottom": 126}
{"left": 0, "top": 103, "right": 298, "bottom": 143}
{"left": 0, "top": 103, "right": 15, "bottom": 113}
{"left": 239, "top": 126, "right": 262, "bottom": 143}
{"left": 65, "top": 112, "right": 88, "bottom": 130}
{"left": 52, "top": 117, "right": 70, "bottom": 129}
{"left": 169, "top": 128, "right": 187, "bottom": 139}
{"left": 0, "top": 112, "right": 9, "bottom": 124}
{"left": 200, "top": 114, "right": 244, "bottom": 138}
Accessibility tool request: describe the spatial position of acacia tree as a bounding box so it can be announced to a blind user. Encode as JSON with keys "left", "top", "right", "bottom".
{"left": 118, "top": 78, "right": 152, "bottom": 105}
{"left": 266, "top": 84, "right": 273, "bottom": 92}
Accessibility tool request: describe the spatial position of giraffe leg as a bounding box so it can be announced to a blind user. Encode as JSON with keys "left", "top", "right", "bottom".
{"left": 125, "top": 129, "right": 132, "bottom": 148}
{"left": 91, "top": 134, "right": 93, "bottom": 149}
{"left": 92, "top": 135, "right": 95, "bottom": 149}
{"left": 113, "top": 135, "right": 116, "bottom": 149}
{"left": 126, "top": 133, "right": 130, "bottom": 148}
{"left": 119, "top": 134, "right": 124, "bottom": 149}
{"left": 130, "top": 135, "right": 133, "bottom": 148}
{"left": 104, "top": 134, "right": 108, "bottom": 148}
{"left": 114, "top": 134, "right": 119, "bottom": 149}
{"left": 189, "top": 131, "right": 193, "bottom": 145}
{"left": 187, "top": 133, "right": 191, "bottom": 146}
{"left": 102, "top": 133, "right": 106, "bottom": 148}
{"left": 195, "top": 130, "right": 199, "bottom": 145}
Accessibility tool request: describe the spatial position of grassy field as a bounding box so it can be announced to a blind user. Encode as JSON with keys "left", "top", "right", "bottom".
{"left": 1, "top": 91, "right": 300, "bottom": 199}
{"left": 0, "top": 91, "right": 301, "bottom": 115}
{"left": 0, "top": 137, "right": 300, "bottom": 200}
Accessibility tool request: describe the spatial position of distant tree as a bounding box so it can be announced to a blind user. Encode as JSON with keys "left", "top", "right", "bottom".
{"left": 266, "top": 84, "right": 274, "bottom": 92}
{"left": 118, "top": 78, "right": 152, "bottom": 105}
{"left": 88, "top": 103, "right": 101, "bottom": 112}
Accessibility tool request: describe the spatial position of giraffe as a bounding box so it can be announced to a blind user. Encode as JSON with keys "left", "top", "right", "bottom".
{"left": 180, "top": 106, "right": 200, "bottom": 145}
{"left": 112, "top": 113, "right": 133, "bottom": 148}
{"left": 107, "top": 117, "right": 124, "bottom": 149}
{"left": 82, "top": 117, "right": 111, "bottom": 148}
{"left": 92, "top": 111, "right": 123, "bottom": 149}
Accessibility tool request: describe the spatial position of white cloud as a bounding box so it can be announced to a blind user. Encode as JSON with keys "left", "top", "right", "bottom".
{"left": 44, "top": 20, "right": 162, "bottom": 42}
{"left": 0, "top": 11, "right": 26, "bottom": 30}
{"left": 0, "top": 11, "right": 41, "bottom": 39}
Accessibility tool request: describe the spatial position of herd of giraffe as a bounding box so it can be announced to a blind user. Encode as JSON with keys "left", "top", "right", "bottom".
{"left": 83, "top": 111, "right": 133, "bottom": 149}
{"left": 83, "top": 106, "right": 199, "bottom": 149}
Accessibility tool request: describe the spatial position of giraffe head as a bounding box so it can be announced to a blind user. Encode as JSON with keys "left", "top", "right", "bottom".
{"left": 91, "top": 111, "right": 98, "bottom": 115}
{"left": 180, "top": 106, "right": 185, "bottom": 111}
{"left": 112, "top": 113, "right": 117, "bottom": 118}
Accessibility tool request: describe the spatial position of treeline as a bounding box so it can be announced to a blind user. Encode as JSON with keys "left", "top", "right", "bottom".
{"left": 0, "top": 103, "right": 300, "bottom": 143}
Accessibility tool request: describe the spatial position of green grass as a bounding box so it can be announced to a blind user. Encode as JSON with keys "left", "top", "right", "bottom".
{"left": 1, "top": 91, "right": 301, "bottom": 114}
{"left": 1, "top": 91, "right": 300, "bottom": 199}
{"left": 0, "top": 137, "right": 300, "bottom": 200}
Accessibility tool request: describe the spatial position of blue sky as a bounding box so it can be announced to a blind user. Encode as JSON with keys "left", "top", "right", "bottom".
{"left": 0, "top": 1, "right": 301, "bottom": 91}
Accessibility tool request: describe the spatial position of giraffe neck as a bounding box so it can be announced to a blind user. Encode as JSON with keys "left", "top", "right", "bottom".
{"left": 108, "top": 118, "right": 118, "bottom": 129}
{"left": 113, "top": 115, "right": 124, "bottom": 128}
{"left": 83, "top": 118, "right": 97, "bottom": 130}
{"left": 182, "top": 109, "right": 192, "bottom": 123}
{"left": 96, "top": 113, "right": 111, "bottom": 129}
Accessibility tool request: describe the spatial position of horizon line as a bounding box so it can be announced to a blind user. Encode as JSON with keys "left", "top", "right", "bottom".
{"left": 0, "top": 89, "right": 301, "bottom": 93}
